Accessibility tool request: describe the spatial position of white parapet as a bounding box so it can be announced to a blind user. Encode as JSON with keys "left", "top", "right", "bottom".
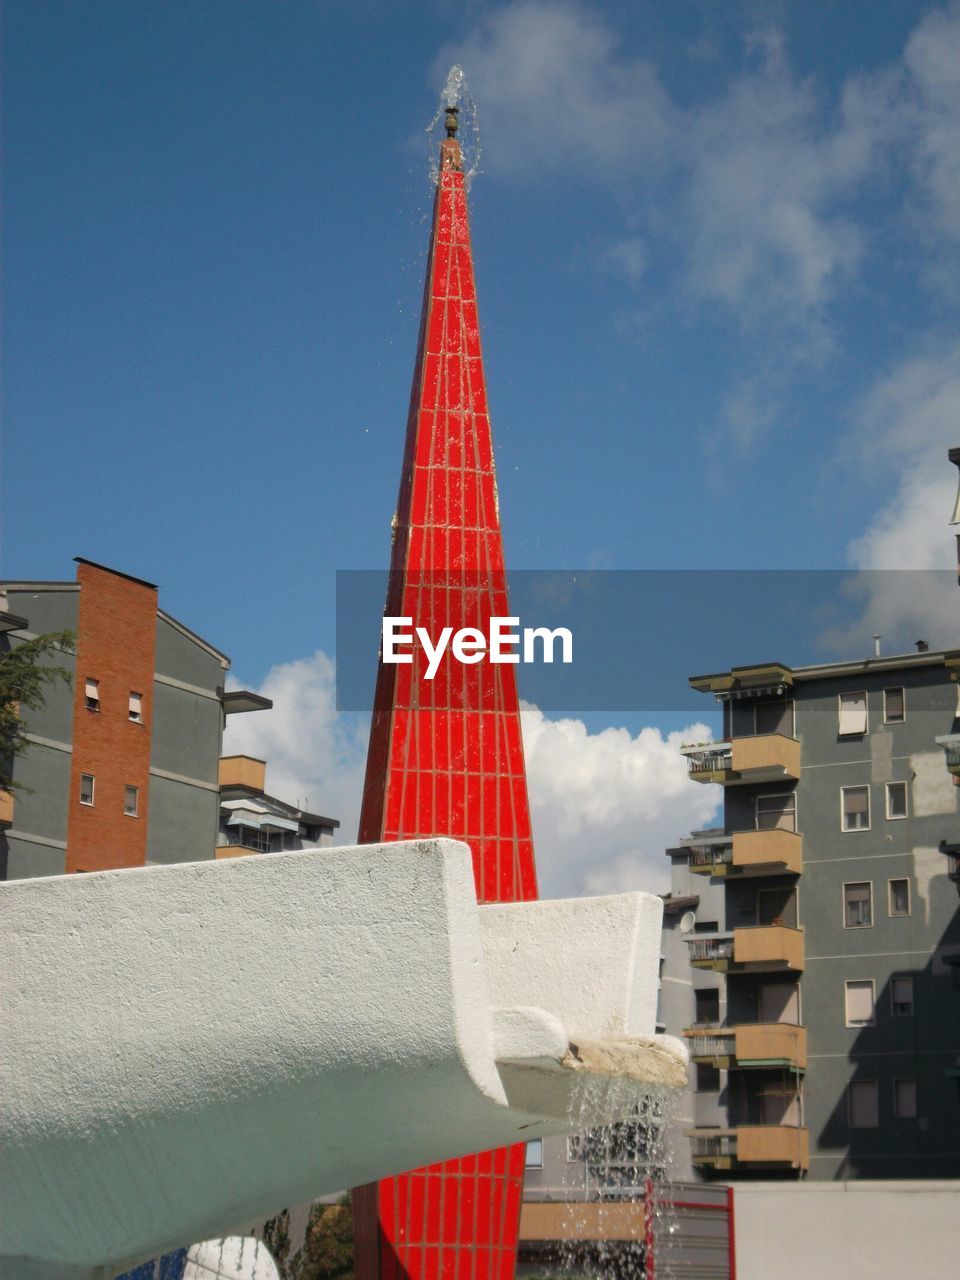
{"left": 0, "top": 839, "right": 684, "bottom": 1278}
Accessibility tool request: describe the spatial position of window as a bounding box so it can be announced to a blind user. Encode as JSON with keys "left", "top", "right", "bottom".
{"left": 566, "top": 1134, "right": 584, "bottom": 1162}
{"left": 885, "top": 781, "right": 908, "bottom": 820}
{"left": 124, "top": 785, "right": 139, "bottom": 817}
{"left": 843, "top": 882, "right": 873, "bottom": 928}
{"left": 848, "top": 1080, "right": 879, "bottom": 1128}
{"left": 838, "top": 691, "right": 868, "bottom": 736}
{"left": 524, "top": 1139, "right": 543, "bottom": 1169}
{"left": 696, "top": 1063, "right": 721, "bottom": 1092}
{"left": 756, "top": 792, "right": 797, "bottom": 832}
{"left": 842, "top": 786, "right": 870, "bottom": 831}
{"left": 845, "top": 979, "right": 876, "bottom": 1027}
{"left": 128, "top": 692, "right": 143, "bottom": 723}
{"left": 890, "top": 974, "right": 914, "bottom": 1017}
{"left": 888, "top": 878, "right": 911, "bottom": 917}
{"left": 79, "top": 773, "right": 95, "bottom": 805}
{"left": 894, "top": 1079, "right": 917, "bottom": 1118}
{"left": 694, "top": 988, "right": 720, "bottom": 1025}
{"left": 84, "top": 679, "right": 100, "bottom": 712}
{"left": 883, "top": 687, "right": 905, "bottom": 723}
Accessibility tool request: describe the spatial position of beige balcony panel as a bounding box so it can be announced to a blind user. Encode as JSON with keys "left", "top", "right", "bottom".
{"left": 218, "top": 754, "right": 267, "bottom": 791}
{"left": 0, "top": 790, "right": 13, "bottom": 828}
{"left": 737, "top": 1125, "right": 809, "bottom": 1169}
{"left": 734, "top": 1022, "right": 807, "bottom": 1068}
{"left": 730, "top": 733, "right": 801, "bottom": 782}
{"left": 520, "top": 1202, "right": 645, "bottom": 1243}
{"left": 732, "top": 828, "right": 803, "bottom": 875}
{"left": 733, "top": 925, "right": 804, "bottom": 972}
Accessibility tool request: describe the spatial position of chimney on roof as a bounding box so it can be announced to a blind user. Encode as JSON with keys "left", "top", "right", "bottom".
{"left": 916, "top": 639, "right": 929, "bottom": 653}
{"left": 873, "top": 634, "right": 882, "bottom": 657}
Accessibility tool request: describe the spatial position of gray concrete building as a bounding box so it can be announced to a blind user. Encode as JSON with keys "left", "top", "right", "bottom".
{"left": 674, "top": 650, "right": 960, "bottom": 1180}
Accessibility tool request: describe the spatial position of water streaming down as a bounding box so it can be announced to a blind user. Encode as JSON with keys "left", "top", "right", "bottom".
{"left": 522, "top": 1075, "right": 685, "bottom": 1280}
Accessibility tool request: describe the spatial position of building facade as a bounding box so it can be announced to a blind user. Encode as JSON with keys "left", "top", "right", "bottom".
{"left": 0, "top": 558, "right": 270, "bottom": 879}
{"left": 674, "top": 651, "right": 960, "bottom": 1180}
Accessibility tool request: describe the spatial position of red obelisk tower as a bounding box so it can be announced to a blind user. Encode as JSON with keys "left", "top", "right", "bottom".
{"left": 351, "top": 106, "right": 538, "bottom": 1280}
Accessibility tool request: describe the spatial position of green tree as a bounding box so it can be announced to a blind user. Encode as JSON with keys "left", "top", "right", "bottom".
{"left": 292, "top": 1197, "right": 354, "bottom": 1280}
{"left": 0, "top": 631, "right": 74, "bottom": 790}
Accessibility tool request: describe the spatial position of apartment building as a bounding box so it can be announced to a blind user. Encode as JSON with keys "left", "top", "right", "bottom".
{"left": 673, "top": 650, "right": 960, "bottom": 1179}
{"left": 0, "top": 558, "right": 271, "bottom": 879}
{"left": 217, "top": 754, "right": 339, "bottom": 856}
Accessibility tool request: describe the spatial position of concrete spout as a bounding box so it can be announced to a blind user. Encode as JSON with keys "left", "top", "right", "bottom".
{"left": 0, "top": 839, "right": 685, "bottom": 1278}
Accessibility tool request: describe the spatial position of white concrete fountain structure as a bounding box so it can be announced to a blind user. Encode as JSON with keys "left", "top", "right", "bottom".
{"left": 1, "top": 838, "right": 686, "bottom": 1280}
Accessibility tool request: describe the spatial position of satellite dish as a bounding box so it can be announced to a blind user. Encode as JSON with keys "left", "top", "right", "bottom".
{"left": 679, "top": 911, "right": 696, "bottom": 935}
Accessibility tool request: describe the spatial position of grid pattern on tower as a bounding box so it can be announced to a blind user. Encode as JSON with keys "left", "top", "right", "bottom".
{"left": 353, "top": 139, "right": 538, "bottom": 1280}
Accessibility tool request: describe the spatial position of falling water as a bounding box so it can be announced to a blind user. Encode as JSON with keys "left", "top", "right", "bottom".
{"left": 520, "top": 1074, "right": 684, "bottom": 1280}
{"left": 426, "top": 64, "right": 482, "bottom": 184}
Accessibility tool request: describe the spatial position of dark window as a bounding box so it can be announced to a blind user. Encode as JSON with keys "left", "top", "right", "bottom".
{"left": 694, "top": 989, "right": 720, "bottom": 1024}
{"left": 696, "top": 1063, "right": 721, "bottom": 1092}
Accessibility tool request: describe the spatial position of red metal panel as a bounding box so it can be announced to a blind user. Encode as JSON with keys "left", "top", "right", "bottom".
{"left": 353, "top": 136, "right": 538, "bottom": 1280}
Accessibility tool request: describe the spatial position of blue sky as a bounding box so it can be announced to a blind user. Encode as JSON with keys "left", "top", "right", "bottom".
{"left": 4, "top": 1, "right": 960, "bottom": 891}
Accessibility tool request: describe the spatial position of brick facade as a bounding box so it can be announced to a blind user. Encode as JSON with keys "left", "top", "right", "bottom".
{"left": 65, "top": 561, "right": 157, "bottom": 872}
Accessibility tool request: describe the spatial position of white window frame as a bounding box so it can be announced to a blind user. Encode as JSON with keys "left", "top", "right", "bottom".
{"left": 887, "top": 877, "right": 911, "bottom": 918}
{"left": 848, "top": 1079, "right": 879, "bottom": 1129}
{"left": 845, "top": 978, "right": 876, "bottom": 1027}
{"left": 883, "top": 687, "right": 905, "bottom": 724}
{"left": 524, "top": 1138, "right": 543, "bottom": 1169}
{"left": 885, "top": 781, "right": 908, "bottom": 820}
{"left": 842, "top": 880, "right": 873, "bottom": 929}
{"left": 84, "top": 679, "right": 100, "bottom": 712}
{"left": 79, "top": 773, "right": 95, "bottom": 806}
{"left": 128, "top": 692, "right": 143, "bottom": 723}
{"left": 124, "top": 785, "right": 139, "bottom": 818}
{"left": 755, "top": 791, "right": 798, "bottom": 832}
{"left": 838, "top": 691, "right": 868, "bottom": 736}
{"left": 893, "top": 1078, "right": 917, "bottom": 1119}
{"left": 841, "top": 785, "right": 871, "bottom": 832}
{"left": 890, "top": 973, "right": 914, "bottom": 1017}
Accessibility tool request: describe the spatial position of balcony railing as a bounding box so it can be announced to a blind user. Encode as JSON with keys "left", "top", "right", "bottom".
{"left": 680, "top": 743, "right": 733, "bottom": 776}
{"left": 687, "top": 935, "right": 735, "bottom": 965}
{"left": 689, "top": 1129, "right": 738, "bottom": 1163}
{"left": 688, "top": 842, "right": 733, "bottom": 870}
{"left": 685, "top": 1030, "right": 735, "bottom": 1062}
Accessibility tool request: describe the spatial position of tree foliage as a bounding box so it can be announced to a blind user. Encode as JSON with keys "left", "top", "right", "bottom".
{"left": 262, "top": 1196, "right": 354, "bottom": 1280}
{"left": 0, "top": 630, "right": 74, "bottom": 790}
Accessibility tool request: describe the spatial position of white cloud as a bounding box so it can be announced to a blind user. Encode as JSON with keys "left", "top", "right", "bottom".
{"left": 520, "top": 703, "right": 720, "bottom": 897}
{"left": 223, "top": 651, "right": 719, "bottom": 899}
{"left": 829, "top": 341, "right": 960, "bottom": 651}
{"left": 903, "top": 3, "right": 960, "bottom": 245}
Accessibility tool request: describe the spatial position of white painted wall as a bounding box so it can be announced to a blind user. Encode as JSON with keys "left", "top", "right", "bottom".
{"left": 734, "top": 1181, "right": 960, "bottom": 1280}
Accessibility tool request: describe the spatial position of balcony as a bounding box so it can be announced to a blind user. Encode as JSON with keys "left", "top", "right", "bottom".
{"left": 0, "top": 789, "right": 13, "bottom": 828}
{"left": 685, "top": 1023, "right": 807, "bottom": 1070}
{"left": 935, "top": 732, "right": 960, "bottom": 778}
{"left": 681, "top": 734, "right": 801, "bottom": 786}
{"left": 689, "top": 1125, "right": 808, "bottom": 1172}
{"left": 688, "top": 925, "right": 804, "bottom": 974}
{"left": 689, "top": 829, "right": 802, "bottom": 878}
